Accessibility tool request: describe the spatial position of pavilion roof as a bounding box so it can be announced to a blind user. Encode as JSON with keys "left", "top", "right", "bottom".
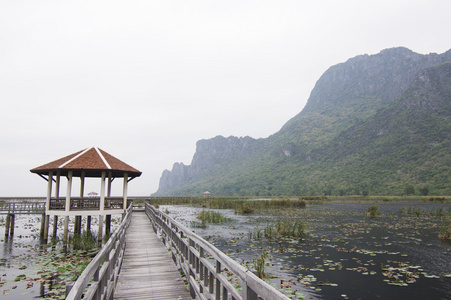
{"left": 30, "top": 147, "right": 142, "bottom": 178}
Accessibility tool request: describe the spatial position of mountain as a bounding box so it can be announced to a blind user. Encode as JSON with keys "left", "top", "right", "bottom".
{"left": 154, "top": 47, "right": 451, "bottom": 196}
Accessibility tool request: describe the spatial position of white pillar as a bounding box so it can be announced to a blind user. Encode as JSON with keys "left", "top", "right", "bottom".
{"left": 55, "top": 171, "right": 60, "bottom": 198}
{"left": 123, "top": 173, "right": 128, "bottom": 210}
{"left": 98, "top": 171, "right": 106, "bottom": 241}
{"left": 46, "top": 171, "right": 53, "bottom": 213}
{"left": 65, "top": 171, "right": 73, "bottom": 212}
{"left": 44, "top": 171, "right": 53, "bottom": 240}
{"left": 107, "top": 172, "right": 112, "bottom": 198}
{"left": 80, "top": 171, "right": 85, "bottom": 198}
{"left": 100, "top": 171, "right": 106, "bottom": 213}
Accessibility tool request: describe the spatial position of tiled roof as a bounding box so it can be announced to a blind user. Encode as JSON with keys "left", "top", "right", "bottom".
{"left": 30, "top": 147, "right": 142, "bottom": 178}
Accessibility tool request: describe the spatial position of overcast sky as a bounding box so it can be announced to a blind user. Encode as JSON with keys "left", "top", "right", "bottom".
{"left": 1, "top": 0, "right": 450, "bottom": 197}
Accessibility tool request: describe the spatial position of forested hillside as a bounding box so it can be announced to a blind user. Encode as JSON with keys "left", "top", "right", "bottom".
{"left": 154, "top": 47, "right": 451, "bottom": 196}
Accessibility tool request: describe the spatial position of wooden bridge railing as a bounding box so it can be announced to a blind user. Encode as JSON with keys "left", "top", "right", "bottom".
{"left": 145, "top": 203, "right": 290, "bottom": 300}
{"left": 65, "top": 205, "right": 132, "bottom": 300}
{"left": 0, "top": 201, "right": 45, "bottom": 214}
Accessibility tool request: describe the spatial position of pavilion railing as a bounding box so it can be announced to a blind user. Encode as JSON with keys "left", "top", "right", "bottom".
{"left": 145, "top": 203, "right": 290, "bottom": 300}
{"left": 65, "top": 205, "right": 132, "bottom": 300}
{"left": 48, "top": 197, "right": 126, "bottom": 211}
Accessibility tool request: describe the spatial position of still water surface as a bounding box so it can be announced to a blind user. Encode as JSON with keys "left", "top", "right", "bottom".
{"left": 0, "top": 214, "right": 119, "bottom": 299}
{"left": 1, "top": 201, "right": 450, "bottom": 299}
{"left": 162, "top": 200, "right": 451, "bottom": 300}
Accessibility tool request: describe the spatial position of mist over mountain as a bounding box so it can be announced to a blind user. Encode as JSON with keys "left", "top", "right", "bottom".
{"left": 154, "top": 47, "right": 451, "bottom": 196}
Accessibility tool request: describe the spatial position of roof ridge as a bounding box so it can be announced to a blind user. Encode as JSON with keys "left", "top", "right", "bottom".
{"left": 95, "top": 147, "right": 111, "bottom": 169}
{"left": 59, "top": 147, "right": 91, "bottom": 169}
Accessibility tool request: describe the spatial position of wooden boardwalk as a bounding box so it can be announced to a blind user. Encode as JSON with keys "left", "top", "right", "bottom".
{"left": 114, "top": 212, "right": 192, "bottom": 300}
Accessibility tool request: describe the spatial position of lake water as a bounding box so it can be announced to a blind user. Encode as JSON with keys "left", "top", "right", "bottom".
{"left": 0, "top": 214, "right": 121, "bottom": 299}
{"left": 1, "top": 200, "right": 450, "bottom": 299}
{"left": 160, "top": 200, "right": 451, "bottom": 300}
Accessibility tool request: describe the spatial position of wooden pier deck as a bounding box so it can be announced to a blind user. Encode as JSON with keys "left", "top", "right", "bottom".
{"left": 114, "top": 212, "right": 192, "bottom": 300}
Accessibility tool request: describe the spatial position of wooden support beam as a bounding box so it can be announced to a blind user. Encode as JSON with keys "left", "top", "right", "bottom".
{"left": 87, "top": 216, "right": 91, "bottom": 235}
{"left": 105, "top": 215, "right": 111, "bottom": 237}
{"left": 40, "top": 213, "right": 46, "bottom": 239}
{"left": 43, "top": 214, "right": 50, "bottom": 241}
{"left": 63, "top": 216, "right": 69, "bottom": 244}
{"left": 53, "top": 215, "right": 58, "bottom": 237}
{"left": 98, "top": 215, "right": 103, "bottom": 242}
{"left": 5, "top": 214, "right": 11, "bottom": 237}
{"left": 9, "top": 214, "right": 15, "bottom": 236}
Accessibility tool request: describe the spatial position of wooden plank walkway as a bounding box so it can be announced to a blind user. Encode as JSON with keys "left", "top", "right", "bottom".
{"left": 114, "top": 212, "right": 192, "bottom": 300}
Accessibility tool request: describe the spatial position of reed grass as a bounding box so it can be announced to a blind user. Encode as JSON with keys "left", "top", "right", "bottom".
{"left": 253, "top": 249, "right": 269, "bottom": 279}
{"left": 197, "top": 210, "right": 232, "bottom": 224}
{"left": 69, "top": 230, "right": 99, "bottom": 251}
{"left": 439, "top": 218, "right": 451, "bottom": 240}
{"left": 250, "top": 219, "right": 306, "bottom": 240}
{"left": 148, "top": 197, "right": 306, "bottom": 215}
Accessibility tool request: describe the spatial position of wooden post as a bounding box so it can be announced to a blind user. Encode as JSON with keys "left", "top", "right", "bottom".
{"left": 53, "top": 215, "right": 58, "bottom": 237}
{"left": 98, "top": 215, "right": 103, "bottom": 242}
{"left": 87, "top": 216, "right": 92, "bottom": 235}
{"left": 105, "top": 215, "right": 111, "bottom": 237}
{"left": 74, "top": 216, "right": 81, "bottom": 235}
{"left": 63, "top": 216, "right": 69, "bottom": 244}
{"left": 40, "top": 213, "right": 46, "bottom": 239}
{"left": 43, "top": 214, "right": 50, "bottom": 241}
{"left": 9, "top": 214, "right": 15, "bottom": 236}
{"left": 5, "top": 214, "right": 11, "bottom": 237}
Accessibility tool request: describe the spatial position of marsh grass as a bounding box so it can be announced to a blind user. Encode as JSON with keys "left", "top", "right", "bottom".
{"left": 253, "top": 249, "right": 269, "bottom": 279}
{"left": 197, "top": 210, "right": 232, "bottom": 224}
{"left": 439, "top": 218, "right": 451, "bottom": 240}
{"left": 150, "top": 197, "right": 306, "bottom": 215}
{"left": 70, "top": 230, "right": 99, "bottom": 251}
{"left": 190, "top": 220, "right": 207, "bottom": 228}
{"left": 235, "top": 203, "right": 254, "bottom": 214}
{"left": 250, "top": 219, "right": 306, "bottom": 240}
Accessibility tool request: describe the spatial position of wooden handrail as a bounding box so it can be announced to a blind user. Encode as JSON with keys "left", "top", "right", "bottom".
{"left": 65, "top": 205, "right": 132, "bottom": 300}
{"left": 145, "top": 203, "right": 290, "bottom": 300}
{"left": 0, "top": 201, "right": 45, "bottom": 214}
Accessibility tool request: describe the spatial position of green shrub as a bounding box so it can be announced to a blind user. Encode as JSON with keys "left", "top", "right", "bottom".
{"left": 367, "top": 205, "right": 379, "bottom": 218}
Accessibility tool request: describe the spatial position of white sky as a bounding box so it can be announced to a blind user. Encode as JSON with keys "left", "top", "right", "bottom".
{"left": 1, "top": 0, "right": 450, "bottom": 196}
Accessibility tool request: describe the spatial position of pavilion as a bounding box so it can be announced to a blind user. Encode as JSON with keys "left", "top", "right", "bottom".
{"left": 30, "top": 147, "right": 141, "bottom": 242}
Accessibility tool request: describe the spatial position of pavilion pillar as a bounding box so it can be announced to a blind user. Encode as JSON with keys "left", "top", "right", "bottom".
{"left": 63, "top": 171, "right": 73, "bottom": 243}
{"left": 55, "top": 171, "right": 60, "bottom": 199}
{"left": 105, "top": 172, "right": 112, "bottom": 237}
{"left": 98, "top": 171, "right": 106, "bottom": 241}
{"left": 123, "top": 173, "right": 128, "bottom": 209}
{"left": 52, "top": 172, "right": 60, "bottom": 239}
{"left": 43, "top": 171, "right": 53, "bottom": 241}
{"left": 75, "top": 171, "right": 85, "bottom": 236}
{"left": 80, "top": 171, "right": 85, "bottom": 198}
